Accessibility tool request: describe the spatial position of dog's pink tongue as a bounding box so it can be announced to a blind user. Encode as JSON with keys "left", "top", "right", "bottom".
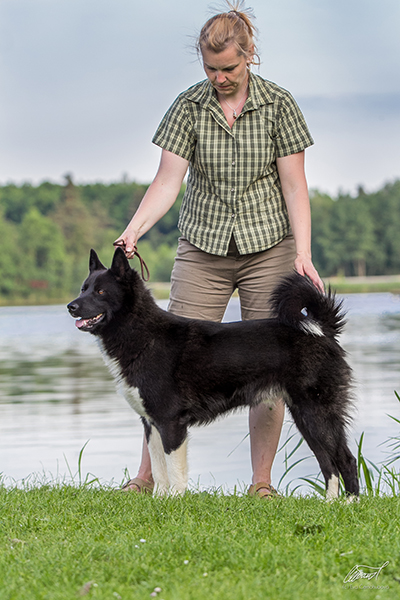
{"left": 75, "top": 319, "right": 87, "bottom": 329}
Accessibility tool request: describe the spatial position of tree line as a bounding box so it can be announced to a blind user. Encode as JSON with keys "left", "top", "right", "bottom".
{"left": 310, "top": 180, "right": 400, "bottom": 278}
{"left": 0, "top": 175, "right": 399, "bottom": 302}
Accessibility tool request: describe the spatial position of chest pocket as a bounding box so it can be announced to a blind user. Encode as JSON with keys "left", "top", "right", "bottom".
{"left": 191, "top": 105, "right": 278, "bottom": 193}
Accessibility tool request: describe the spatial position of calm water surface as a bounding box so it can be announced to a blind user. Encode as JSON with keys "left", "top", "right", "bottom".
{"left": 1, "top": 294, "right": 400, "bottom": 492}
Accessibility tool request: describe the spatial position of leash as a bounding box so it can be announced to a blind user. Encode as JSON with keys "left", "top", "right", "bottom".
{"left": 113, "top": 242, "right": 150, "bottom": 282}
{"left": 132, "top": 246, "right": 150, "bottom": 282}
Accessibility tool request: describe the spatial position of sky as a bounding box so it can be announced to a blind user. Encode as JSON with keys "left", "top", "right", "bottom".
{"left": 0, "top": 0, "right": 399, "bottom": 195}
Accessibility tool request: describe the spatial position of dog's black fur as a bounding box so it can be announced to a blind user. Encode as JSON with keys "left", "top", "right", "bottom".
{"left": 67, "top": 248, "right": 359, "bottom": 497}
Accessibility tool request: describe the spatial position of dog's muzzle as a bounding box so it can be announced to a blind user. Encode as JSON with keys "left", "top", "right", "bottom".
{"left": 67, "top": 302, "right": 104, "bottom": 331}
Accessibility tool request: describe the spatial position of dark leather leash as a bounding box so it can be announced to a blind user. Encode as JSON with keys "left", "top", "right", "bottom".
{"left": 133, "top": 246, "right": 150, "bottom": 282}
{"left": 113, "top": 242, "right": 150, "bottom": 282}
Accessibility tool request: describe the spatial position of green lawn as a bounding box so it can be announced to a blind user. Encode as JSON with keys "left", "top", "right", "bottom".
{"left": 1, "top": 486, "right": 399, "bottom": 600}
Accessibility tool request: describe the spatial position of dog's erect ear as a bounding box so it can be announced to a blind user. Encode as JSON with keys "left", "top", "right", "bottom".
{"left": 89, "top": 249, "right": 107, "bottom": 273}
{"left": 110, "top": 247, "right": 131, "bottom": 279}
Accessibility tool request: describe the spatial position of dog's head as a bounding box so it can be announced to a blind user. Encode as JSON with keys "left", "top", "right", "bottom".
{"left": 67, "top": 248, "right": 132, "bottom": 334}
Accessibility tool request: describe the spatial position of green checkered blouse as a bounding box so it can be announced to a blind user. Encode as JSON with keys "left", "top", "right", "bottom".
{"left": 152, "top": 72, "right": 314, "bottom": 256}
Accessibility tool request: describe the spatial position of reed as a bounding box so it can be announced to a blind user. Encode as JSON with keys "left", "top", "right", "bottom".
{"left": 280, "top": 390, "right": 400, "bottom": 498}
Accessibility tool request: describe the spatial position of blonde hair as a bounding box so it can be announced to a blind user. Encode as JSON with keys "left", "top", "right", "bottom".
{"left": 196, "top": 1, "right": 260, "bottom": 65}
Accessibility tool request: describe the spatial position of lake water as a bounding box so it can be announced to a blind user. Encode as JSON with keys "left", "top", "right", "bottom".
{"left": 1, "top": 293, "right": 400, "bottom": 493}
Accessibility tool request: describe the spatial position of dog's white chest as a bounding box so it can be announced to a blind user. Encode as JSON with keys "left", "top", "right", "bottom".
{"left": 119, "top": 381, "right": 147, "bottom": 417}
{"left": 97, "top": 340, "right": 148, "bottom": 418}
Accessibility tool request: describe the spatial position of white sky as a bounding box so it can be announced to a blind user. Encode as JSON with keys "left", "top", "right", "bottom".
{"left": 0, "top": 0, "right": 399, "bottom": 194}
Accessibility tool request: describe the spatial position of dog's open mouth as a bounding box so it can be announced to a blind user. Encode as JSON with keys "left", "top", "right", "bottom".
{"left": 75, "top": 313, "right": 104, "bottom": 330}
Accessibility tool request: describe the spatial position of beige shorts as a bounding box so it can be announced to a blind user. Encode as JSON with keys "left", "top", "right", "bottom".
{"left": 168, "top": 234, "right": 296, "bottom": 322}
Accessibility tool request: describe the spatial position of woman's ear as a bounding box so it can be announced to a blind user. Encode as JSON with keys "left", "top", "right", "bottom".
{"left": 247, "top": 43, "right": 255, "bottom": 66}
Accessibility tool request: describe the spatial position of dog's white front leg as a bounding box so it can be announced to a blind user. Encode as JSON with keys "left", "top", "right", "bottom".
{"left": 165, "top": 438, "right": 188, "bottom": 496}
{"left": 326, "top": 474, "right": 340, "bottom": 500}
{"left": 147, "top": 426, "right": 169, "bottom": 495}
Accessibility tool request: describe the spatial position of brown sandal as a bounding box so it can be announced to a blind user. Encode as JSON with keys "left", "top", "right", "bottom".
{"left": 121, "top": 477, "right": 154, "bottom": 494}
{"left": 248, "top": 482, "right": 281, "bottom": 499}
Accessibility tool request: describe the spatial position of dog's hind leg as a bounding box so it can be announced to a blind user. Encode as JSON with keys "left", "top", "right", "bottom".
{"left": 334, "top": 444, "right": 359, "bottom": 497}
{"left": 288, "top": 403, "right": 357, "bottom": 499}
{"left": 146, "top": 424, "right": 170, "bottom": 495}
{"left": 165, "top": 438, "right": 189, "bottom": 496}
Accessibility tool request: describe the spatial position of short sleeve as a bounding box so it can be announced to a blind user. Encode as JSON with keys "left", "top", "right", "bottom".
{"left": 152, "top": 95, "right": 196, "bottom": 161}
{"left": 273, "top": 92, "right": 314, "bottom": 157}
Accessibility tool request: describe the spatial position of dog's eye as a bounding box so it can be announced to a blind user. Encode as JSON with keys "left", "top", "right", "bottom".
{"left": 98, "top": 289, "right": 105, "bottom": 295}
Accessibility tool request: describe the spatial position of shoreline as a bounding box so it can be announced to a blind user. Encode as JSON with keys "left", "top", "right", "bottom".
{"left": 324, "top": 274, "right": 400, "bottom": 295}
{"left": 1, "top": 275, "right": 400, "bottom": 307}
{"left": 148, "top": 276, "right": 400, "bottom": 298}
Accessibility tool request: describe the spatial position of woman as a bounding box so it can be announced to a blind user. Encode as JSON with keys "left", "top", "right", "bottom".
{"left": 115, "top": 2, "right": 323, "bottom": 497}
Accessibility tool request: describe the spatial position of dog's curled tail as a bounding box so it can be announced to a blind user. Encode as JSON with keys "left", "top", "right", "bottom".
{"left": 269, "top": 271, "right": 346, "bottom": 338}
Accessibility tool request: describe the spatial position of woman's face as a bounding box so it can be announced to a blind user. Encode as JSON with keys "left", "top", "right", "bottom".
{"left": 202, "top": 43, "right": 251, "bottom": 98}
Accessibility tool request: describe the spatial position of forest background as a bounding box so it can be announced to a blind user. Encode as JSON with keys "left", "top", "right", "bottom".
{"left": 1, "top": 176, "right": 399, "bottom": 304}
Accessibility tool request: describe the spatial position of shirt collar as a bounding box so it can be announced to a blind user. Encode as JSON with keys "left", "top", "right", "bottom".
{"left": 184, "top": 72, "right": 274, "bottom": 111}
{"left": 246, "top": 72, "right": 275, "bottom": 109}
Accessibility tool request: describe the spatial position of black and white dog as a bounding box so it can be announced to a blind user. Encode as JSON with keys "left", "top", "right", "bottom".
{"left": 67, "top": 248, "right": 359, "bottom": 498}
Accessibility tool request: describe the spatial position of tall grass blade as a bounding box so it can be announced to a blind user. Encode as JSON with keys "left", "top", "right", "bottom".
{"left": 63, "top": 453, "right": 75, "bottom": 483}
{"left": 278, "top": 430, "right": 298, "bottom": 453}
{"left": 78, "top": 440, "right": 90, "bottom": 486}
{"left": 227, "top": 432, "right": 249, "bottom": 457}
{"left": 285, "top": 437, "right": 304, "bottom": 461}
{"left": 299, "top": 477, "right": 325, "bottom": 496}
{"left": 278, "top": 457, "right": 310, "bottom": 489}
{"left": 357, "top": 432, "right": 374, "bottom": 495}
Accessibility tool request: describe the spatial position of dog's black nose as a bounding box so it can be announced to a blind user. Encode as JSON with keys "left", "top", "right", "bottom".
{"left": 67, "top": 302, "right": 79, "bottom": 314}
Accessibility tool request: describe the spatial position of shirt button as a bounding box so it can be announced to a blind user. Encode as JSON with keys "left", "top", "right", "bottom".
{"left": 231, "top": 188, "right": 235, "bottom": 192}
{"left": 231, "top": 214, "right": 235, "bottom": 218}
{"left": 232, "top": 161, "right": 235, "bottom": 166}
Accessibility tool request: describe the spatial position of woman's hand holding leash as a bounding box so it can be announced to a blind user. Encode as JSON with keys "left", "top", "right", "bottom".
{"left": 113, "top": 229, "right": 139, "bottom": 259}
{"left": 113, "top": 238, "right": 150, "bottom": 281}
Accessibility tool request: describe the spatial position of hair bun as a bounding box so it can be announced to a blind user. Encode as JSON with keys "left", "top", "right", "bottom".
{"left": 196, "top": 1, "right": 260, "bottom": 65}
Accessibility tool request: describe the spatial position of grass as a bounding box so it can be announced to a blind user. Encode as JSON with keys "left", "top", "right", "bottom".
{"left": 1, "top": 485, "right": 399, "bottom": 600}
{"left": 1, "top": 404, "right": 399, "bottom": 600}
{"left": 1, "top": 416, "right": 400, "bottom": 600}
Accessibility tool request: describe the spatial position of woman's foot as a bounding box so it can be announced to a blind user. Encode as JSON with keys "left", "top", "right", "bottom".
{"left": 248, "top": 482, "right": 281, "bottom": 498}
{"left": 121, "top": 477, "right": 154, "bottom": 494}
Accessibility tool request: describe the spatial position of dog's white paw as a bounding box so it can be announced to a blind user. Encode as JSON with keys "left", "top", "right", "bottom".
{"left": 153, "top": 483, "right": 170, "bottom": 497}
{"left": 168, "top": 486, "right": 187, "bottom": 497}
{"left": 345, "top": 494, "right": 360, "bottom": 504}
